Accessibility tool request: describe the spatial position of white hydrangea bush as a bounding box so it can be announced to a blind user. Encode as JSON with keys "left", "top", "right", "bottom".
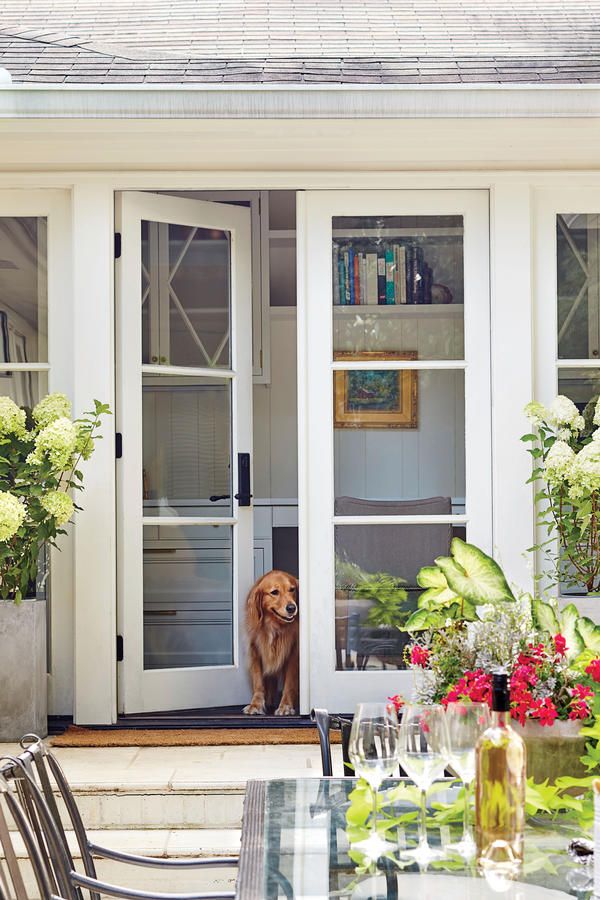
{"left": 524, "top": 394, "right": 600, "bottom": 592}
{"left": 0, "top": 394, "right": 110, "bottom": 601}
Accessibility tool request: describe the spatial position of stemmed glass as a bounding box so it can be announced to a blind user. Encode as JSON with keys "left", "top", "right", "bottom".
{"left": 348, "top": 702, "right": 399, "bottom": 860}
{"left": 398, "top": 703, "right": 449, "bottom": 865}
{"left": 445, "top": 701, "right": 491, "bottom": 859}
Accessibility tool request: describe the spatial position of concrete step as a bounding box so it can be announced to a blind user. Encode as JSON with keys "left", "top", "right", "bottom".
{"left": 10, "top": 828, "right": 239, "bottom": 896}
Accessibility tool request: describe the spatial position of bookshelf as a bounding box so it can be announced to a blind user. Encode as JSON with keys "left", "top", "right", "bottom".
{"left": 333, "top": 303, "right": 463, "bottom": 318}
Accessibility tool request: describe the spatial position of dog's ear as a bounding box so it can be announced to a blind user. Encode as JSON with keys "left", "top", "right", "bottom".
{"left": 246, "top": 582, "right": 263, "bottom": 629}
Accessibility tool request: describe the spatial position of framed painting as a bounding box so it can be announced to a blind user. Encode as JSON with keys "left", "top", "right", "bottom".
{"left": 333, "top": 351, "right": 418, "bottom": 429}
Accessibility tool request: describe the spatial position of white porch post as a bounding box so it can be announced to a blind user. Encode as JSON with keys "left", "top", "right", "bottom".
{"left": 490, "top": 183, "right": 535, "bottom": 593}
{"left": 72, "top": 184, "right": 116, "bottom": 724}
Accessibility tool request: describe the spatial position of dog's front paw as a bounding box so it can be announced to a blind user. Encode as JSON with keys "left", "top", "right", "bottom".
{"left": 274, "top": 703, "right": 296, "bottom": 716}
{"left": 243, "top": 700, "right": 266, "bottom": 715}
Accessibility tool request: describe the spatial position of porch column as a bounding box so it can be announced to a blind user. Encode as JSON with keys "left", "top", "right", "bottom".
{"left": 490, "top": 183, "right": 535, "bottom": 593}
{"left": 72, "top": 184, "right": 116, "bottom": 724}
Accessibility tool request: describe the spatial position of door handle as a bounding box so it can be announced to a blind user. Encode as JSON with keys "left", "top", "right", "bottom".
{"left": 209, "top": 494, "right": 231, "bottom": 502}
{"left": 234, "top": 452, "right": 252, "bottom": 507}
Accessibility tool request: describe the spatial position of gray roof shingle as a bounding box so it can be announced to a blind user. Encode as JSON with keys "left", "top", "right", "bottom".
{"left": 1, "top": 1, "right": 600, "bottom": 85}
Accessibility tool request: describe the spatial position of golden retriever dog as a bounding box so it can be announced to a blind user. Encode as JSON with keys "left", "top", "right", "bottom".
{"left": 243, "top": 570, "right": 299, "bottom": 716}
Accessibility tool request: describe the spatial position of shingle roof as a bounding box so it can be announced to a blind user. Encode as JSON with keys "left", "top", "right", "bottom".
{"left": 2, "top": 1, "right": 600, "bottom": 85}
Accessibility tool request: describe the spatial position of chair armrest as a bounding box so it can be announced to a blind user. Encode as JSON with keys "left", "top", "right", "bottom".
{"left": 71, "top": 871, "right": 235, "bottom": 900}
{"left": 87, "top": 842, "right": 238, "bottom": 869}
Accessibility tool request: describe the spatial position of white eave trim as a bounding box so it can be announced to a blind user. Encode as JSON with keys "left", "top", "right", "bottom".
{"left": 1, "top": 82, "right": 600, "bottom": 119}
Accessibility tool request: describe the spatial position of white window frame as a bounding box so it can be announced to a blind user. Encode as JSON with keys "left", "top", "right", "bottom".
{"left": 298, "top": 189, "right": 492, "bottom": 712}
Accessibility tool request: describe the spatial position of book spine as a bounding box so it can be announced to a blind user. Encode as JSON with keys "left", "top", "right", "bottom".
{"left": 348, "top": 247, "right": 355, "bottom": 305}
{"left": 398, "top": 245, "right": 407, "bottom": 304}
{"left": 360, "top": 253, "right": 367, "bottom": 305}
{"left": 337, "top": 249, "right": 346, "bottom": 305}
{"left": 366, "top": 252, "right": 378, "bottom": 304}
{"left": 354, "top": 251, "right": 361, "bottom": 305}
{"left": 343, "top": 250, "right": 351, "bottom": 305}
{"left": 333, "top": 244, "right": 340, "bottom": 305}
{"left": 377, "top": 248, "right": 386, "bottom": 304}
{"left": 385, "top": 246, "right": 395, "bottom": 304}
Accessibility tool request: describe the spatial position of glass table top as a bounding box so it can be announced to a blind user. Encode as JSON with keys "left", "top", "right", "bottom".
{"left": 239, "top": 778, "right": 594, "bottom": 899}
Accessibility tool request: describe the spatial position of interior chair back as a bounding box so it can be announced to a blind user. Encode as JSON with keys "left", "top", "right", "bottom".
{"left": 0, "top": 756, "right": 75, "bottom": 900}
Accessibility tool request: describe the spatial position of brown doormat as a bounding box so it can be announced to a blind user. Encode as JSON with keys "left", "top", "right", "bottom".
{"left": 50, "top": 725, "right": 341, "bottom": 748}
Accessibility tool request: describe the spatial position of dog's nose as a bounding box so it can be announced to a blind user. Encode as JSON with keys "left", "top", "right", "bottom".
{"left": 286, "top": 603, "right": 297, "bottom": 615}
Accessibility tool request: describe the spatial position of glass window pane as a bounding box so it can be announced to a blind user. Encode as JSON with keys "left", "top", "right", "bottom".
{"left": 335, "top": 524, "right": 456, "bottom": 671}
{"left": 143, "top": 524, "right": 233, "bottom": 669}
{"left": 0, "top": 217, "right": 47, "bottom": 362}
{"left": 141, "top": 220, "right": 231, "bottom": 368}
{"left": 334, "top": 369, "right": 465, "bottom": 514}
{"left": 557, "top": 214, "right": 600, "bottom": 360}
{"left": 558, "top": 366, "right": 600, "bottom": 413}
{"left": 142, "top": 375, "right": 231, "bottom": 517}
{"left": 332, "top": 215, "right": 464, "bottom": 360}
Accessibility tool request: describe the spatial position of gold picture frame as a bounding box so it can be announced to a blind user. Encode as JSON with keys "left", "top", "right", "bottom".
{"left": 333, "top": 351, "right": 418, "bottom": 429}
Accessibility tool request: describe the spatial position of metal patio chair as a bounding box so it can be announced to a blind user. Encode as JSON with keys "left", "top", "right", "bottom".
{"left": 0, "top": 770, "right": 58, "bottom": 900}
{"left": 1, "top": 736, "right": 237, "bottom": 900}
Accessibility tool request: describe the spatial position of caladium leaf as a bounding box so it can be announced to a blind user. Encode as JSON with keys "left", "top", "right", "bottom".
{"left": 533, "top": 600, "right": 560, "bottom": 636}
{"left": 558, "top": 603, "right": 585, "bottom": 660}
{"left": 417, "top": 566, "right": 448, "bottom": 589}
{"left": 435, "top": 538, "right": 515, "bottom": 604}
{"left": 577, "top": 616, "right": 600, "bottom": 654}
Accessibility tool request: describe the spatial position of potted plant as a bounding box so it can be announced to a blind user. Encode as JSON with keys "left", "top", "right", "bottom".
{"left": 0, "top": 393, "right": 109, "bottom": 740}
{"left": 401, "top": 538, "right": 600, "bottom": 782}
{"left": 524, "top": 394, "right": 600, "bottom": 617}
{"left": 353, "top": 572, "right": 410, "bottom": 668}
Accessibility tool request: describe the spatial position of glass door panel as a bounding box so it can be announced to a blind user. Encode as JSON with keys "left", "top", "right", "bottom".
{"left": 302, "top": 190, "right": 490, "bottom": 712}
{"left": 118, "top": 191, "right": 253, "bottom": 713}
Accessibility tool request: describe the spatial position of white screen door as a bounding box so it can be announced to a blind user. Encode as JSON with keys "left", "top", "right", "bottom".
{"left": 116, "top": 192, "right": 253, "bottom": 713}
{"left": 299, "top": 189, "right": 491, "bottom": 712}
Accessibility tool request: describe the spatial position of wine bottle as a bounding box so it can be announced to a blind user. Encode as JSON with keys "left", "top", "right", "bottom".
{"left": 475, "top": 670, "right": 526, "bottom": 876}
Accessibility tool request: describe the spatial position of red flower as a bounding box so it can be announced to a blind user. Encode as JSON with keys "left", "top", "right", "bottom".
{"left": 585, "top": 658, "right": 600, "bottom": 683}
{"left": 409, "top": 646, "right": 429, "bottom": 667}
{"left": 571, "top": 683, "right": 594, "bottom": 701}
{"left": 530, "top": 697, "right": 558, "bottom": 727}
{"left": 388, "top": 694, "right": 405, "bottom": 714}
{"left": 553, "top": 634, "right": 568, "bottom": 657}
{"left": 442, "top": 670, "right": 492, "bottom": 708}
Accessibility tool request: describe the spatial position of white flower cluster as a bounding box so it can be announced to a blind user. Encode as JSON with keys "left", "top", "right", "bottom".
{"left": 40, "top": 490, "right": 74, "bottom": 526}
{"left": 0, "top": 396, "right": 27, "bottom": 439}
{"left": 0, "top": 491, "right": 25, "bottom": 540}
{"left": 32, "top": 393, "right": 72, "bottom": 429}
{"left": 28, "top": 417, "right": 78, "bottom": 470}
{"left": 466, "top": 597, "right": 535, "bottom": 672}
{"left": 524, "top": 396, "right": 586, "bottom": 432}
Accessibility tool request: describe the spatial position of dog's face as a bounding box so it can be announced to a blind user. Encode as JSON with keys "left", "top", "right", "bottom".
{"left": 254, "top": 571, "right": 299, "bottom": 626}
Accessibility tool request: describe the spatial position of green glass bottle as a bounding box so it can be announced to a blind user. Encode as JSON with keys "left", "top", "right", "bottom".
{"left": 475, "top": 671, "right": 526, "bottom": 876}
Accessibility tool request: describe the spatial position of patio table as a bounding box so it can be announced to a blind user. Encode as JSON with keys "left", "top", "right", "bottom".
{"left": 236, "top": 777, "right": 594, "bottom": 899}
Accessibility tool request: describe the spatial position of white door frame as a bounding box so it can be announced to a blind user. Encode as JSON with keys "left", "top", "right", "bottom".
{"left": 298, "top": 189, "right": 492, "bottom": 712}
{"left": 116, "top": 191, "right": 253, "bottom": 713}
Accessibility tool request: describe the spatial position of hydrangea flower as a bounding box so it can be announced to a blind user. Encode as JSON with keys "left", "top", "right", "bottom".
{"left": 548, "top": 395, "right": 581, "bottom": 428}
{"left": 569, "top": 440, "right": 600, "bottom": 496}
{"left": 0, "top": 396, "right": 27, "bottom": 439}
{"left": 40, "top": 491, "right": 74, "bottom": 526}
{"left": 29, "top": 417, "right": 77, "bottom": 470}
{"left": 544, "top": 440, "right": 574, "bottom": 485}
{"left": 524, "top": 400, "right": 548, "bottom": 426}
{"left": 32, "top": 393, "right": 72, "bottom": 429}
{"left": 0, "top": 491, "right": 25, "bottom": 541}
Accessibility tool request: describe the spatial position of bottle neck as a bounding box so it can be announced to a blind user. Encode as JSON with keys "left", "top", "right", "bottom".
{"left": 491, "top": 710, "right": 509, "bottom": 728}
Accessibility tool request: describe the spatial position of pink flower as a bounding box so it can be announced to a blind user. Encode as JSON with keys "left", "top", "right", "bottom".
{"left": 553, "top": 634, "right": 568, "bottom": 657}
{"left": 409, "top": 646, "right": 429, "bottom": 667}
{"left": 388, "top": 694, "right": 405, "bottom": 714}
{"left": 530, "top": 697, "right": 558, "bottom": 727}
{"left": 585, "top": 659, "right": 600, "bottom": 683}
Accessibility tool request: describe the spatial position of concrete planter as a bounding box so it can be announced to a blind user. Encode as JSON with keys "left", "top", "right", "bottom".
{"left": 0, "top": 598, "right": 47, "bottom": 741}
{"left": 513, "top": 719, "right": 587, "bottom": 783}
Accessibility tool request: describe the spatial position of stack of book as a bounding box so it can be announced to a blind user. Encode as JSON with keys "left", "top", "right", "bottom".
{"left": 333, "top": 240, "right": 434, "bottom": 305}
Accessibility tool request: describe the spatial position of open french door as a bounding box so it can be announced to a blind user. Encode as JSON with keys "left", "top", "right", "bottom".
{"left": 116, "top": 192, "right": 253, "bottom": 713}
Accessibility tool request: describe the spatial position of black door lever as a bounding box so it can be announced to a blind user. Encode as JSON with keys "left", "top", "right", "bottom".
{"left": 234, "top": 452, "right": 252, "bottom": 506}
{"left": 209, "top": 494, "right": 231, "bottom": 502}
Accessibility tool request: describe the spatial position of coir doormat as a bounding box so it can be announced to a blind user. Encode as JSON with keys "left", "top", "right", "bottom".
{"left": 51, "top": 725, "right": 341, "bottom": 748}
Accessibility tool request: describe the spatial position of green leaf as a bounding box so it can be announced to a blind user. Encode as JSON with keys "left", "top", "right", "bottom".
{"left": 558, "top": 603, "right": 585, "bottom": 660}
{"left": 435, "top": 538, "right": 515, "bottom": 604}
{"left": 532, "top": 599, "right": 560, "bottom": 636}
{"left": 577, "top": 616, "right": 600, "bottom": 654}
{"left": 416, "top": 566, "right": 447, "bottom": 589}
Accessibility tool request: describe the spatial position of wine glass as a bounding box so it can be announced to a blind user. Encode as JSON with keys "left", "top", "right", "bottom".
{"left": 398, "top": 703, "right": 449, "bottom": 865}
{"left": 348, "top": 702, "right": 399, "bottom": 860}
{"left": 445, "top": 701, "right": 491, "bottom": 859}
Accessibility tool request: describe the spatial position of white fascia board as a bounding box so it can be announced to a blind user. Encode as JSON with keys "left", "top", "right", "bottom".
{"left": 1, "top": 82, "right": 600, "bottom": 119}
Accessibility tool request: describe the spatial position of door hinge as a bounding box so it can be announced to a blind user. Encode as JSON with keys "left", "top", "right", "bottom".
{"left": 116, "top": 635, "right": 124, "bottom": 662}
{"left": 115, "top": 432, "right": 123, "bottom": 459}
{"left": 114, "top": 232, "right": 122, "bottom": 259}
